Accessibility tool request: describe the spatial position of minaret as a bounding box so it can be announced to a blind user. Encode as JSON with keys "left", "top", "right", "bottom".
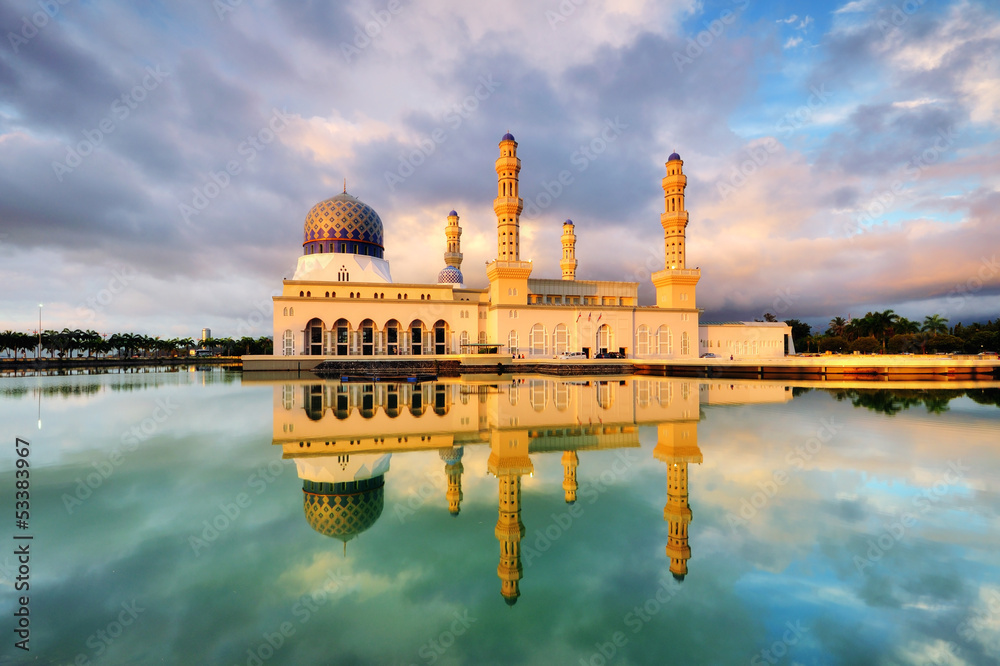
{"left": 653, "top": 423, "right": 702, "bottom": 581}
{"left": 651, "top": 152, "right": 700, "bottom": 310}
{"left": 661, "top": 152, "right": 688, "bottom": 269}
{"left": 560, "top": 220, "right": 577, "bottom": 281}
{"left": 494, "top": 133, "right": 523, "bottom": 261}
{"left": 561, "top": 451, "right": 578, "bottom": 503}
{"left": 445, "top": 210, "right": 463, "bottom": 271}
{"left": 488, "top": 429, "right": 533, "bottom": 606}
{"left": 437, "top": 211, "right": 464, "bottom": 286}
{"left": 486, "top": 133, "right": 532, "bottom": 306}
{"left": 440, "top": 446, "right": 464, "bottom": 516}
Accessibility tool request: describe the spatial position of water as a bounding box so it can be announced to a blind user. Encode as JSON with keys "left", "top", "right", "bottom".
{"left": 1, "top": 369, "right": 999, "bottom": 665}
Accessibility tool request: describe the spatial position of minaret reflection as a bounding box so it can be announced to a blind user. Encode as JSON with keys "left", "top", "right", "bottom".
{"left": 561, "top": 450, "right": 578, "bottom": 504}
{"left": 440, "top": 446, "right": 464, "bottom": 516}
{"left": 653, "top": 423, "right": 702, "bottom": 581}
{"left": 488, "top": 430, "right": 533, "bottom": 606}
{"left": 264, "top": 378, "right": 791, "bottom": 603}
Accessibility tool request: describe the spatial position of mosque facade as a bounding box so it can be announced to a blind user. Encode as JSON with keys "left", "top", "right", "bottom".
{"left": 271, "top": 134, "right": 789, "bottom": 360}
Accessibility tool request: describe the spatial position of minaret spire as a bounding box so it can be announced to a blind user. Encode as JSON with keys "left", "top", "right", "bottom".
{"left": 494, "top": 133, "right": 523, "bottom": 261}
{"left": 445, "top": 211, "right": 463, "bottom": 271}
{"left": 560, "top": 220, "right": 577, "bottom": 281}
{"left": 661, "top": 153, "right": 688, "bottom": 269}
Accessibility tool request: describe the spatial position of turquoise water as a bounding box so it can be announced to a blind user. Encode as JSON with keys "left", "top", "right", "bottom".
{"left": 1, "top": 370, "right": 999, "bottom": 665}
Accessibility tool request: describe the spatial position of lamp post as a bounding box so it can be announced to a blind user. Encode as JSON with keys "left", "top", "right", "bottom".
{"left": 37, "top": 303, "right": 43, "bottom": 360}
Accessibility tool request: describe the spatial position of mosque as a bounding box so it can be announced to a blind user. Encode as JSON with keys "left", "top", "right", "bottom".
{"left": 269, "top": 134, "right": 790, "bottom": 360}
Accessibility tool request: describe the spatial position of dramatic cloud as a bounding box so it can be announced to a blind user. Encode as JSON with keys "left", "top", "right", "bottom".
{"left": 0, "top": 0, "right": 997, "bottom": 337}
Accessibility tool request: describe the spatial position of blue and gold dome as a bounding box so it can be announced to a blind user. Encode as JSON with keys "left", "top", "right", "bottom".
{"left": 437, "top": 265, "right": 463, "bottom": 285}
{"left": 303, "top": 192, "right": 385, "bottom": 258}
{"left": 303, "top": 476, "right": 385, "bottom": 542}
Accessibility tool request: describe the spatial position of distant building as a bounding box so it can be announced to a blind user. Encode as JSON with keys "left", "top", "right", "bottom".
{"left": 270, "top": 134, "right": 789, "bottom": 359}
{"left": 201, "top": 328, "right": 211, "bottom": 342}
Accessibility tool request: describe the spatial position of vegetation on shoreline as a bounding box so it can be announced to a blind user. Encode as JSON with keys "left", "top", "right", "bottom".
{"left": 768, "top": 311, "right": 1000, "bottom": 354}
{"left": 0, "top": 328, "right": 272, "bottom": 359}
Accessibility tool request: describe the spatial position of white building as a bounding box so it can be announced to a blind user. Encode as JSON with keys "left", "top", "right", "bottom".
{"left": 270, "top": 134, "right": 790, "bottom": 360}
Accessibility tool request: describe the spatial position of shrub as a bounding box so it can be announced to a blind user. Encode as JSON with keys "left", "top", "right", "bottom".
{"left": 849, "top": 336, "right": 880, "bottom": 353}
{"left": 819, "top": 336, "right": 848, "bottom": 353}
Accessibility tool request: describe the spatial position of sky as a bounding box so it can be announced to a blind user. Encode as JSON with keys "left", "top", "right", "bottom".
{"left": 1, "top": 0, "right": 998, "bottom": 338}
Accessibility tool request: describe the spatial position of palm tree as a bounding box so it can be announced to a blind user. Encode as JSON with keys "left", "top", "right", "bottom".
{"left": 895, "top": 317, "right": 919, "bottom": 335}
{"left": 828, "top": 316, "right": 847, "bottom": 337}
{"left": 922, "top": 314, "right": 949, "bottom": 335}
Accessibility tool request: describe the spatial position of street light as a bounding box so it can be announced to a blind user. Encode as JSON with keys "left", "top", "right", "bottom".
{"left": 37, "top": 303, "right": 43, "bottom": 360}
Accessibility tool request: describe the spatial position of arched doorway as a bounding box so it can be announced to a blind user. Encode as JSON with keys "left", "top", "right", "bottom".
{"left": 409, "top": 320, "right": 425, "bottom": 355}
{"left": 384, "top": 319, "right": 401, "bottom": 356}
{"left": 433, "top": 319, "right": 449, "bottom": 355}
{"left": 333, "top": 318, "right": 351, "bottom": 356}
{"left": 305, "top": 318, "right": 325, "bottom": 356}
{"left": 360, "top": 319, "right": 376, "bottom": 356}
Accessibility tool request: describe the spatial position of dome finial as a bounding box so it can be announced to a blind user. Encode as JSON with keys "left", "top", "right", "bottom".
{"left": 343, "top": 178, "right": 347, "bottom": 194}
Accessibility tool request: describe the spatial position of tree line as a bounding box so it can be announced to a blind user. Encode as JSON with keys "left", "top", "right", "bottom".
{"left": 0, "top": 328, "right": 273, "bottom": 360}
{"left": 767, "top": 311, "right": 1000, "bottom": 354}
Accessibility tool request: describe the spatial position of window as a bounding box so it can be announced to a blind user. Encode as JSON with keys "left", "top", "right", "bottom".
{"left": 289, "top": 307, "right": 294, "bottom": 316}
{"left": 529, "top": 324, "right": 546, "bottom": 357}
{"left": 656, "top": 326, "right": 672, "bottom": 355}
{"left": 636, "top": 325, "right": 649, "bottom": 356}
{"left": 459, "top": 330, "right": 469, "bottom": 351}
{"left": 553, "top": 324, "right": 568, "bottom": 355}
{"left": 282, "top": 329, "right": 294, "bottom": 356}
{"left": 597, "top": 324, "right": 612, "bottom": 353}
{"left": 681, "top": 332, "right": 690, "bottom": 355}
{"left": 282, "top": 307, "right": 288, "bottom": 316}
{"left": 507, "top": 330, "right": 518, "bottom": 356}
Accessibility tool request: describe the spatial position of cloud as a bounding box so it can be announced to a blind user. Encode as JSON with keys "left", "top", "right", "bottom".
{"left": 0, "top": 0, "right": 998, "bottom": 336}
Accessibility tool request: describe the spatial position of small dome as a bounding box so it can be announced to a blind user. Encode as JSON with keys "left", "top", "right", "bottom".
{"left": 437, "top": 265, "right": 464, "bottom": 285}
{"left": 303, "top": 191, "right": 384, "bottom": 257}
{"left": 668, "top": 152, "right": 681, "bottom": 162}
{"left": 449, "top": 209, "right": 458, "bottom": 217}
{"left": 439, "top": 446, "right": 464, "bottom": 465}
{"left": 564, "top": 219, "right": 574, "bottom": 226}
{"left": 501, "top": 132, "right": 516, "bottom": 142}
{"left": 504, "top": 595, "right": 518, "bottom": 606}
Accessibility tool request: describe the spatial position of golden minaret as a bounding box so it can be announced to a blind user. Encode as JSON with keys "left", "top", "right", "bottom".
{"left": 560, "top": 220, "right": 577, "bottom": 280}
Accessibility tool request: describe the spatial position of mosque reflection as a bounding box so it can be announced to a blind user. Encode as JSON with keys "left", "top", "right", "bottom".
{"left": 271, "top": 378, "right": 792, "bottom": 605}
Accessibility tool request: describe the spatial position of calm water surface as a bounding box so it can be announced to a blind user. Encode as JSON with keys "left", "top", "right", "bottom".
{"left": 1, "top": 369, "right": 999, "bottom": 666}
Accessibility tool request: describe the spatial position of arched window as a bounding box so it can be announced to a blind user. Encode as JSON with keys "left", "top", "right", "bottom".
{"left": 282, "top": 307, "right": 288, "bottom": 316}
{"left": 597, "top": 381, "right": 614, "bottom": 409}
{"left": 282, "top": 329, "right": 294, "bottom": 356}
{"left": 636, "top": 325, "right": 650, "bottom": 356}
{"left": 553, "top": 324, "right": 569, "bottom": 355}
{"left": 656, "top": 326, "right": 672, "bottom": 355}
{"left": 597, "top": 324, "right": 613, "bottom": 353}
{"left": 529, "top": 323, "right": 546, "bottom": 357}
{"left": 681, "top": 332, "right": 690, "bottom": 355}
{"left": 289, "top": 307, "right": 294, "bottom": 316}
{"left": 529, "top": 380, "right": 546, "bottom": 411}
{"left": 459, "top": 330, "right": 469, "bottom": 352}
{"left": 507, "top": 330, "right": 519, "bottom": 357}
